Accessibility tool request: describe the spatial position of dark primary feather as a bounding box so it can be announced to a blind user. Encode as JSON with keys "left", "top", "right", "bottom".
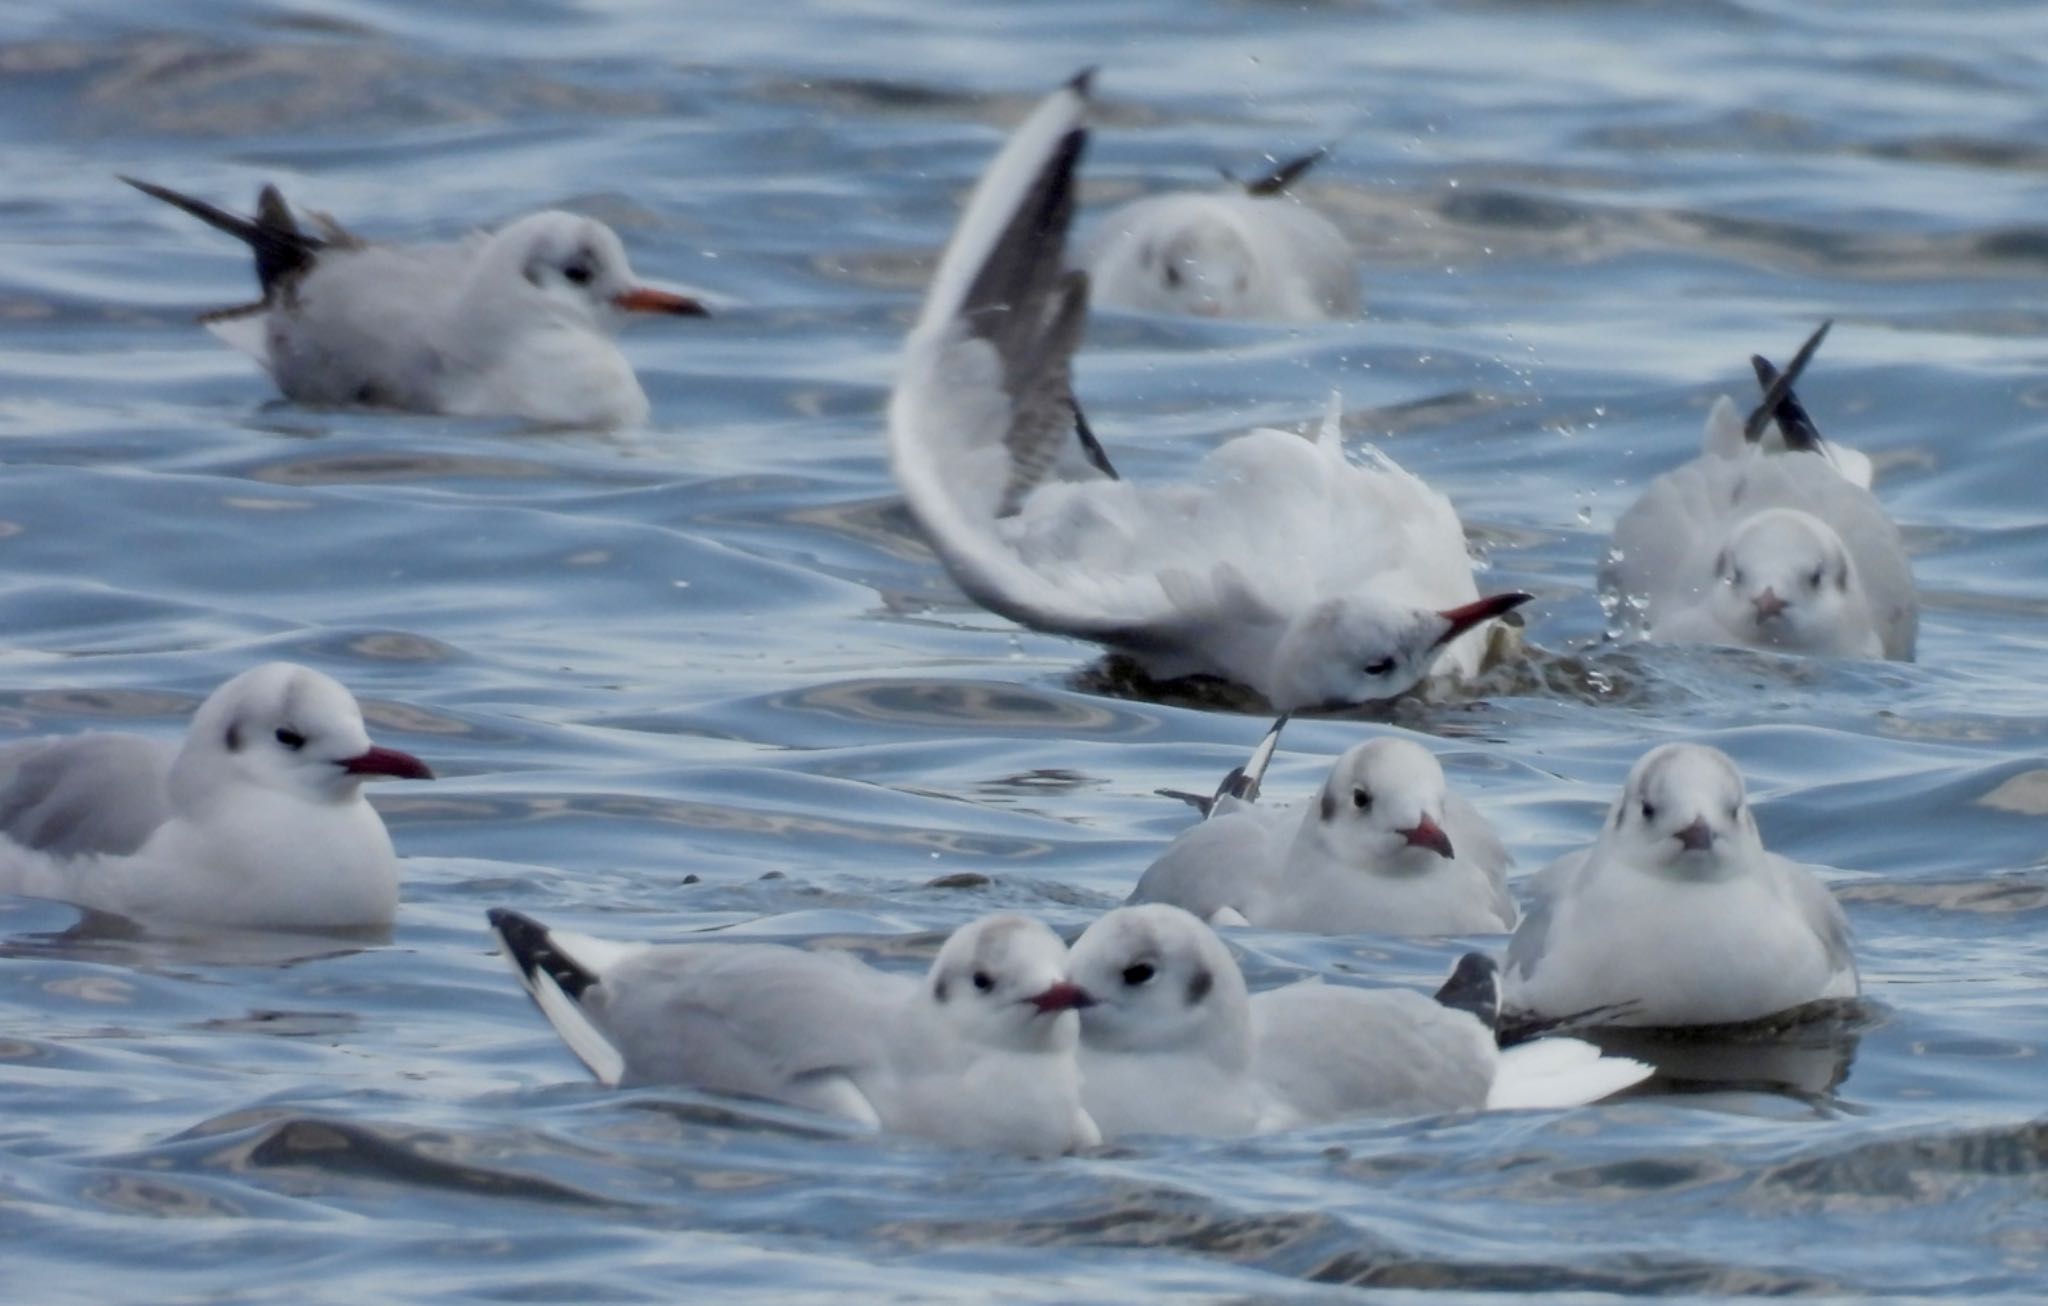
{"left": 1241, "top": 146, "right": 1331, "bottom": 197}
{"left": 1749, "top": 354, "right": 1826, "bottom": 454}
{"left": 122, "top": 176, "right": 324, "bottom": 296}
{"left": 488, "top": 907, "right": 599, "bottom": 1001}
{"left": 1741, "top": 319, "right": 1832, "bottom": 442}
{"left": 1433, "top": 952, "right": 1502, "bottom": 1029}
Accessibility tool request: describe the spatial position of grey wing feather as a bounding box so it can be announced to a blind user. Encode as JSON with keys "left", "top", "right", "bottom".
{"left": 1776, "top": 855, "right": 1857, "bottom": 980}
{"left": 1254, "top": 984, "right": 1494, "bottom": 1119}
{"left": 1444, "top": 791, "right": 1517, "bottom": 927}
{"left": 0, "top": 733, "right": 177, "bottom": 858}
{"left": 1126, "top": 811, "right": 1279, "bottom": 921}
{"left": 587, "top": 946, "right": 907, "bottom": 1103}
{"left": 1502, "top": 848, "right": 1589, "bottom": 983}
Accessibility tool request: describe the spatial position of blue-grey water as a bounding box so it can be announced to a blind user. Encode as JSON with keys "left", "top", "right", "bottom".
{"left": 3, "top": 1, "right": 2047, "bottom": 1300}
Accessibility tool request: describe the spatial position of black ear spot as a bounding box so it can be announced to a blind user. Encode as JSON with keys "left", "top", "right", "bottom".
{"left": 932, "top": 979, "right": 948, "bottom": 1004}
{"left": 224, "top": 722, "right": 242, "bottom": 752}
{"left": 1834, "top": 558, "right": 1850, "bottom": 590}
{"left": 1186, "top": 969, "right": 1213, "bottom": 1005}
{"left": 1320, "top": 789, "right": 1336, "bottom": 822}
{"left": 523, "top": 260, "right": 543, "bottom": 288}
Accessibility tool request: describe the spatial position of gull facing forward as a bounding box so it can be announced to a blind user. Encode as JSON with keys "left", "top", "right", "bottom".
{"left": 888, "top": 75, "right": 1529, "bottom": 712}
{"left": 1503, "top": 743, "right": 1859, "bottom": 1028}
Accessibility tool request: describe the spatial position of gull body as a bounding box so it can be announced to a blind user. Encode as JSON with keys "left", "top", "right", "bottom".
{"left": 1504, "top": 744, "right": 1859, "bottom": 1028}
{"left": 1603, "top": 326, "right": 1913, "bottom": 660}
{"left": 1065, "top": 904, "right": 1648, "bottom": 1140}
{"left": 0, "top": 663, "right": 432, "bottom": 930}
{"left": 125, "top": 178, "right": 708, "bottom": 428}
{"left": 489, "top": 910, "right": 1099, "bottom": 1154}
{"left": 888, "top": 77, "right": 1528, "bottom": 712}
{"left": 1083, "top": 150, "right": 1358, "bottom": 321}
{"left": 1130, "top": 720, "right": 1516, "bottom": 935}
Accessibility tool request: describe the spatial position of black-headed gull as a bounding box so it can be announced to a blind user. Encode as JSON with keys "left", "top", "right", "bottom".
{"left": 1083, "top": 147, "right": 1358, "bottom": 321}
{"left": 0, "top": 663, "right": 432, "bottom": 930}
{"left": 124, "top": 177, "right": 709, "bottom": 428}
{"left": 1603, "top": 323, "right": 1915, "bottom": 660}
{"left": 489, "top": 909, "right": 1100, "bottom": 1154}
{"left": 1503, "top": 743, "right": 1859, "bottom": 1028}
{"left": 888, "top": 75, "right": 1530, "bottom": 713}
{"left": 1064, "top": 903, "right": 1649, "bottom": 1139}
{"left": 1130, "top": 716, "right": 1517, "bottom": 934}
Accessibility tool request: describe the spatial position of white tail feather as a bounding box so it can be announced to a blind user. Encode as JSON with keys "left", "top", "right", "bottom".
{"left": 1486, "top": 1037, "right": 1652, "bottom": 1110}
{"left": 203, "top": 311, "right": 272, "bottom": 368}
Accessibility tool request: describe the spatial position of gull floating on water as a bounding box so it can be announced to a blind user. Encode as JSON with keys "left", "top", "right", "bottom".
{"left": 489, "top": 909, "right": 1100, "bottom": 1154}
{"left": 1602, "top": 322, "right": 1915, "bottom": 660}
{"left": 889, "top": 75, "right": 1529, "bottom": 712}
{"left": 1083, "top": 146, "right": 1359, "bottom": 321}
{"left": 0, "top": 663, "right": 432, "bottom": 931}
{"left": 124, "top": 177, "right": 709, "bottom": 428}
{"left": 1503, "top": 743, "right": 1859, "bottom": 1028}
{"left": 1130, "top": 715, "right": 1517, "bottom": 934}
{"left": 1064, "top": 903, "right": 1650, "bottom": 1139}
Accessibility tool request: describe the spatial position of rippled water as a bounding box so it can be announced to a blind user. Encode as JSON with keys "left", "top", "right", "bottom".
{"left": 3, "top": 0, "right": 2048, "bottom": 1300}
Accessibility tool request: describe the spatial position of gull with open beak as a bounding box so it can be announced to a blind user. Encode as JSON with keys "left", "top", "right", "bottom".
{"left": 889, "top": 74, "right": 1529, "bottom": 711}
{"left": 124, "top": 177, "right": 709, "bottom": 428}
{"left": 1503, "top": 743, "right": 1859, "bottom": 1028}
{"left": 0, "top": 663, "right": 433, "bottom": 931}
{"left": 1129, "top": 716, "right": 1517, "bottom": 935}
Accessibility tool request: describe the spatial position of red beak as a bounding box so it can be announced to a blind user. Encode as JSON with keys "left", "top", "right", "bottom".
{"left": 1753, "top": 587, "right": 1788, "bottom": 621}
{"left": 1027, "top": 981, "right": 1095, "bottom": 1014}
{"left": 1432, "top": 592, "right": 1534, "bottom": 650}
{"left": 1675, "top": 817, "right": 1715, "bottom": 853}
{"left": 338, "top": 746, "right": 434, "bottom": 781}
{"left": 1399, "top": 815, "right": 1455, "bottom": 859}
{"left": 612, "top": 287, "right": 709, "bottom": 317}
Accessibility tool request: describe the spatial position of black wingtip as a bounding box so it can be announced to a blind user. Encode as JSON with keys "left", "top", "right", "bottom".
{"left": 1067, "top": 67, "right": 1097, "bottom": 95}
{"left": 487, "top": 907, "right": 598, "bottom": 1000}
{"left": 123, "top": 174, "right": 323, "bottom": 295}
{"left": 1433, "top": 952, "right": 1502, "bottom": 1028}
{"left": 1243, "top": 146, "right": 1332, "bottom": 197}
{"left": 1741, "top": 318, "right": 1833, "bottom": 441}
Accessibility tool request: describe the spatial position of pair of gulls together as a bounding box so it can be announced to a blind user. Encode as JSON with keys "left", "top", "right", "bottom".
{"left": 890, "top": 76, "right": 1917, "bottom": 714}
{"left": 1134, "top": 724, "right": 1858, "bottom": 1028}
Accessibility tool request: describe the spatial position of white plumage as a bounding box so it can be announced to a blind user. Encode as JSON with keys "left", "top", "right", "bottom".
{"left": 1129, "top": 717, "right": 1517, "bottom": 935}
{"left": 126, "top": 177, "right": 708, "bottom": 428}
{"left": 1504, "top": 743, "right": 1860, "bottom": 1028}
{"left": 889, "top": 76, "right": 1529, "bottom": 712}
{"left": 0, "top": 663, "right": 432, "bottom": 930}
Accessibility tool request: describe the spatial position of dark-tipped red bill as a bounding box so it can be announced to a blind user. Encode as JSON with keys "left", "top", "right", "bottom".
{"left": 1399, "top": 815, "right": 1455, "bottom": 859}
{"left": 1028, "top": 981, "right": 1095, "bottom": 1014}
{"left": 613, "top": 287, "right": 710, "bottom": 317}
{"left": 1432, "top": 592, "right": 1534, "bottom": 649}
{"left": 339, "top": 746, "right": 434, "bottom": 781}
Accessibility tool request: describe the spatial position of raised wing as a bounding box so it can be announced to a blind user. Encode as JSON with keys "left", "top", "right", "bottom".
{"left": 888, "top": 76, "right": 1237, "bottom": 654}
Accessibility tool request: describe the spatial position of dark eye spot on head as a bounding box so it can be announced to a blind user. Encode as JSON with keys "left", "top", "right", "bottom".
{"left": 932, "top": 979, "right": 948, "bottom": 1004}
{"left": 972, "top": 970, "right": 993, "bottom": 993}
{"left": 224, "top": 723, "right": 242, "bottom": 752}
{"left": 1351, "top": 787, "right": 1371, "bottom": 811}
{"left": 275, "top": 727, "right": 306, "bottom": 750}
{"left": 1121, "top": 962, "right": 1155, "bottom": 987}
{"left": 1185, "top": 968, "right": 1213, "bottom": 1006}
{"left": 1163, "top": 264, "right": 1182, "bottom": 288}
{"left": 563, "top": 260, "right": 593, "bottom": 287}
{"left": 1640, "top": 801, "right": 1658, "bottom": 823}
{"left": 1808, "top": 566, "right": 1825, "bottom": 589}
{"left": 1363, "top": 657, "right": 1396, "bottom": 678}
